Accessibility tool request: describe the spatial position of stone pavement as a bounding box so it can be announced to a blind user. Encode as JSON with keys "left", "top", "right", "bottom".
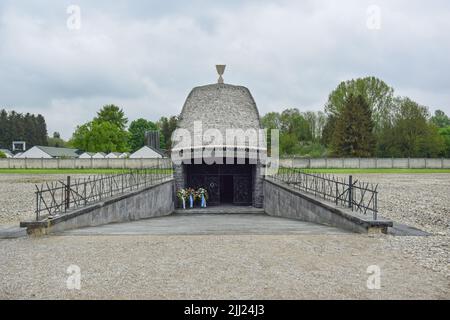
{"left": 59, "top": 213, "right": 351, "bottom": 236}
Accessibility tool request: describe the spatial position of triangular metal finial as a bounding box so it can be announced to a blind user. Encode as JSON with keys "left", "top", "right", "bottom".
{"left": 216, "top": 65, "right": 226, "bottom": 84}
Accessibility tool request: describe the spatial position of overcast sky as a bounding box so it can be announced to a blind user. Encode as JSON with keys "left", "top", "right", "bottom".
{"left": 1, "top": 0, "right": 449, "bottom": 139}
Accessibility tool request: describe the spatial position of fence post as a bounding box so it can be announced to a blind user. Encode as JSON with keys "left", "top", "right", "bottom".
{"left": 335, "top": 181, "right": 338, "bottom": 205}
{"left": 35, "top": 191, "right": 39, "bottom": 221}
{"left": 374, "top": 191, "right": 378, "bottom": 220}
{"left": 348, "top": 175, "right": 353, "bottom": 210}
{"left": 65, "top": 176, "right": 71, "bottom": 211}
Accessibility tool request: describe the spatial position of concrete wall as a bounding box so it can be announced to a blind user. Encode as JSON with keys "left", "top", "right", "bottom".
{"left": 22, "top": 179, "right": 175, "bottom": 235}
{"left": 281, "top": 157, "right": 450, "bottom": 169}
{"left": 1, "top": 157, "right": 449, "bottom": 169}
{"left": 263, "top": 179, "right": 392, "bottom": 233}
{"left": 0, "top": 158, "right": 166, "bottom": 169}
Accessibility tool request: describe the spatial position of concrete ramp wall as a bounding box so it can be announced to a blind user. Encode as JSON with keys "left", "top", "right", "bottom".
{"left": 264, "top": 179, "right": 392, "bottom": 233}
{"left": 21, "top": 179, "right": 175, "bottom": 235}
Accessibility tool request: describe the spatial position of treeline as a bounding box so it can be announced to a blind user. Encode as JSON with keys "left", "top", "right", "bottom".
{"left": 0, "top": 109, "right": 47, "bottom": 149}
{"left": 70, "top": 105, "right": 178, "bottom": 153}
{"left": 262, "top": 77, "right": 450, "bottom": 158}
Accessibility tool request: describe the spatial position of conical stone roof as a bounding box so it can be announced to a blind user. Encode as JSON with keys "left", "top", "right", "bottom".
{"left": 173, "top": 83, "right": 265, "bottom": 154}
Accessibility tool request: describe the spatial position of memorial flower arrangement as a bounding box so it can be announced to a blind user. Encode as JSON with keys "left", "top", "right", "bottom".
{"left": 186, "top": 188, "right": 196, "bottom": 208}
{"left": 196, "top": 187, "right": 208, "bottom": 208}
{"left": 177, "top": 188, "right": 188, "bottom": 209}
{"left": 177, "top": 187, "right": 209, "bottom": 209}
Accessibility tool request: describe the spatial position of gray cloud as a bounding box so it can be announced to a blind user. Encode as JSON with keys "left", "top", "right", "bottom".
{"left": 0, "top": 0, "right": 449, "bottom": 139}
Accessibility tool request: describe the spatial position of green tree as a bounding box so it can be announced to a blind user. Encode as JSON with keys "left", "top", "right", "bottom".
{"left": 431, "top": 110, "right": 450, "bottom": 128}
{"left": 128, "top": 118, "right": 158, "bottom": 152}
{"left": 261, "top": 112, "right": 281, "bottom": 154}
{"left": 321, "top": 115, "right": 336, "bottom": 147}
{"left": 94, "top": 105, "right": 128, "bottom": 130}
{"left": 438, "top": 126, "right": 450, "bottom": 157}
{"left": 325, "top": 77, "right": 394, "bottom": 134}
{"left": 157, "top": 116, "right": 178, "bottom": 151}
{"left": 331, "top": 94, "right": 376, "bottom": 157}
{"left": 0, "top": 109, "right": 47, "bottom": 149}
{"left": 379, "top": 98, "right": 445, "bottom": 157}
{"left": 280, "top": 108, "right": 312, "bottom": 144}
{"left": 71, "top": 121, "right": 129, "bottom": 153}
{"left": 0, "top": 109, "right": 8, "bottom": 148}
{"left": 47, "top": 132, "right": 66, "bottom": 147}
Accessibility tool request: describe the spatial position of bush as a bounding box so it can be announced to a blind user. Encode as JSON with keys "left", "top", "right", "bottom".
{"left": 0, "top": 151, "right": 6, "bottom": 158}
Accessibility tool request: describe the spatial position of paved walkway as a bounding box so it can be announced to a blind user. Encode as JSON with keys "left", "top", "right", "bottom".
{"left": 59, "top": 213, "right": 351, "bottom": 236}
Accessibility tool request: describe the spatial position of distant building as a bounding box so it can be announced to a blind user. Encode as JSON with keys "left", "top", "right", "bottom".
{"left": 13, "top": 152, "right": 23, "bottom": 158}
{"left": 0, "top": 149, "right": 13, "bottom": 158}
{"left": 78, "top": 152, "right": 94, "bottom": 159}
{"left": 130, "top": 145, "right": 164, "bottom": 159}
{"left": 92, "top": 152, "right": 106, "bottom": 159}
{"left": 15, "top": 146, "right": 80, "bottom": 159}
{"left": 119, "top": 152, "right": 130, "bottom": 158}
{"left": 12, "top": 141, "right": 26, "bottom": 152}
{"left": 105, "top": 152, "right": 122, "bottom": 159}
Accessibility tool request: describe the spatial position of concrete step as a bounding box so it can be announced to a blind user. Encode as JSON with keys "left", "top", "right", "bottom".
{"left": 0, "top": 225, "right": 27, "bottom": 239}
{"left": 174, "top": 205, "right": 265, "bottom": 215}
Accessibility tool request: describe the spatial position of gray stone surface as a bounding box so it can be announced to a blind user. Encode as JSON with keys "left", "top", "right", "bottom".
{"left": 21, "top": 179, "right": 175, "bottom": 235}
{"left": 58, "top": 213, "right": 350, "bottom": 236}
{"left": 0, "top": 225, "right": 26, "bottom": 239}
{"left": 263, "top": 178, "right": 392, "bottom": 233}
{"left": 174, "top": 83, "right": 262, "bottom": 151}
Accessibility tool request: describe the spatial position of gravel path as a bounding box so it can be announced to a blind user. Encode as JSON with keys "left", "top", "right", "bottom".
{"left": 0, "top": 234, "right": 448, "bottom": 299}
{"left": 0, "top": 173, "right": 448, "bottom": 299}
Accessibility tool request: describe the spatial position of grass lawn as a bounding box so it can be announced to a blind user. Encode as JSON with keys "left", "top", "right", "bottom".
{"left": 0, "top": 168, "right": 449, "bottom": 174}
{"left": 299, "top": 168, "right": 450, "bottom": 174}
{"left": 0, "top": 168, "right": 173, "bottom": 174}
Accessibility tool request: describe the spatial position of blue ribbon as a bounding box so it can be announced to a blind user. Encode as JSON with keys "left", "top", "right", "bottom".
{"left": 201, "top": 194, "right": 206, "bottom": 208}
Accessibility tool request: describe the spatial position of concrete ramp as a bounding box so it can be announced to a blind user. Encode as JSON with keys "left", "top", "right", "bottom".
{"left": 57, "top": 213, "right": 351, "bottom": 236}
{"left": 264, "top": 179, "right": 393, "bottom": 234}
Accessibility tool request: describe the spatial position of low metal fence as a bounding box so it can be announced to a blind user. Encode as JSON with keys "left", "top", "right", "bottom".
{"left": 34, "top": 161, "right": 173, "bottom": 221}
{"left": 268, "top": 168, "right": 379, "bottom": 220}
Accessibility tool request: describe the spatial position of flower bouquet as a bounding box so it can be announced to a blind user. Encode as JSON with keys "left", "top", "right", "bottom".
{"left": 186, "top": 187, "right": 196, "bottom": 209}
{"left": 197, "top": 187, "right": 208, "bottom": 208}
{"left": 177, "top": 188, "right": 188, "bottom": 209}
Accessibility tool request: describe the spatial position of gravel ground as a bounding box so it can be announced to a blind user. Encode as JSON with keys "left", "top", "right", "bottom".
{"left": 0, "top": 173, "right": 448, "bottom": 299}
{"left": 0, "top": 234, "right": 448, "bottom": 299}
{"left": 0, "top": 174, "right": 90, "bottom": 225}
{"left": 346, "top": 174, "right": 450, "bottom": 235}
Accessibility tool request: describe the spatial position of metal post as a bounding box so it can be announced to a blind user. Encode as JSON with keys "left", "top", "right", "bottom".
{"left": 84, "top": 178, "right": 87, "bottom": 205}
{"left": 374, "top": 191, "right": 378, "bottom": 220}
{"left": 348, "top": 175, "right": 353, "bottom": 210}
{"left": 35, "top": 192, "right": 39, "bottom": 221}
{"left": 335, "top": 181, "right": 338, "bottom": 205}
{"left": 65, "top": 176, "right": 71, "bottom": 211}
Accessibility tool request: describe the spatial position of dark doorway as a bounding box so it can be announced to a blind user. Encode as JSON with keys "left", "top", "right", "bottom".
{"left": 220, "top": 176, "right": 234, "bottom": 203}
{"left": 184, "top": 160, "right": 253, "bottom": 206}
